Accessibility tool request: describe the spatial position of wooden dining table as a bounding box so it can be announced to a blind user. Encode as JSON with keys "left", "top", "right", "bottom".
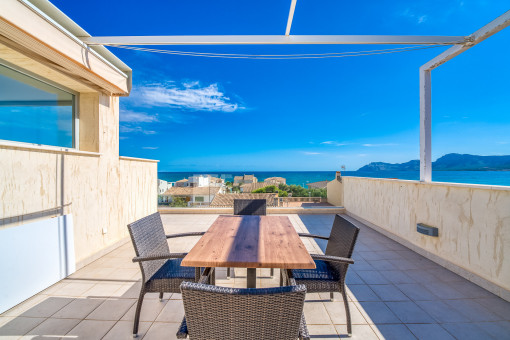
{"left": 181, "top": 215, "right": 316, "bottom": 288}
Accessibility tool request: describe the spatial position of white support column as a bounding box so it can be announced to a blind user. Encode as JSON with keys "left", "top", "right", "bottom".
{"left": 418, "top": 10, "right": 510, "bottom": 183}
{"left": 420, "top": 68, "right": 432, "bottom": 182}
{"left": 285, "top": 0, "right": 298, "bottom": 36}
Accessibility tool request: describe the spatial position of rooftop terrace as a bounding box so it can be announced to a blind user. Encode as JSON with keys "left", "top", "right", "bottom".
{"left": 1, "top": 213, "right": 509, "bottom": 339}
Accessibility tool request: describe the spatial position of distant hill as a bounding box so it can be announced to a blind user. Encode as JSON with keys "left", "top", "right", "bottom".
{"left": 357, "top": 153, "right": 510, "bottom": 172}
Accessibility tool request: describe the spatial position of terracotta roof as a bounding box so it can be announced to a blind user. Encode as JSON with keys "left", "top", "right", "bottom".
{"left": 264, "top": 177, "right": 286, "bottom": 184}
{"left": 241, "top": 182, "right": 279, "bottom": 193}
{"left": 306, "top": 180, "right": 329, "bottom": 189}
{"left": 162, "top": 186, "right": 221, "bottom": 196}
{"left": 210, "top": 193, "right": 277, "bottom": 207}
{"left": 176, "top": 179, "right": 188, "bottom": 183}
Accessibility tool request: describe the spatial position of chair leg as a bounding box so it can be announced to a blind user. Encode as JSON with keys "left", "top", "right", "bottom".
{"left": 341, "top": 288, "right": 352, "bottom": 336}
{"left": 227, "top": 267, "right": 230, "bottom": 278}
{"left": 330, "top": 292, "right": 335, "bottom": 301}
{"left": 279, "top": 270, "right": 283, "bottom": 286}
{"left": 159, "top": 292, "right": 164, "bottom": 301}
{"left": 133, "top": 287, "right": 145, "bottom": 337}
{"left": 270, "top": 268, "right": 274, "bottom": 277}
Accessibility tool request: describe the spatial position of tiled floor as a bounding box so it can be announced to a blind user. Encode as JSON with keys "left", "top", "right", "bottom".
{"left": 1, "top": 214, "right": 510, "bottom": 339}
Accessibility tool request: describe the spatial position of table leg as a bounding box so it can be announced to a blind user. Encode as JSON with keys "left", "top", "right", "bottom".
{"left": 247, "top": 268, "right": 256, "bottom": 288}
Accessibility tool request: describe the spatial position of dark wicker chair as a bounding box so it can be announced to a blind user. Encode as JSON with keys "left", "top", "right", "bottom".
{"left": 127, "top": 212, "right": 205, "bottom": 337}
{"left": 230, "top": 199, "right": 272, "bottom": 278}
{"left": 285, "top": 214, "right": 359, "bottom": 336}
{"left": 177, "top": 268, "right": 310, "bottom": 340}
{"left": 233, "top": 198, "right": 266, "bottom": 215}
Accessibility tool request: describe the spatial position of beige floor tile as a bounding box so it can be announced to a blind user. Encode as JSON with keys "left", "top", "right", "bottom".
{"left": 144, "top": 322, "right": 180, "bottom": 340}
{"left": 102, "top": 320, "right": 152, "bottom": 339}
{"left": 117, "top": 282, "right": 143, "bottom": 299}
{"left": 155, "top": 300, "right": 185, "bottom": 323}
{"left": 82, "top": 283, "right": 125, "bottom": 298}
{"left": 107, "top": 268, "right": 140, "bottom": 281}
{"left": 38, "top": 281, "right": 69, "bottom": 295}
{"left": 65, "top": 319, "right": 115, "bottom": 339}
{"left": 307, "top": 324, "right": 339, "bottom": 338}
{"left": 20, "top": 317, "right": 81, "bottom": 339}
{"left": 304, "top": 301, "right": 331, "bottom": 325}
{"left": 1, "top": 294, "right": 47, "bottom": 317}
{"left": 122, "top": 299, "right": 167, "bottom": 322}
{"left": 324, "top": 301, "right": 367, "bottom": 325}
{"left": 52, "top": 297, "right": 105, "bottom": 319}
{"left": 86, "top": 298, "right": 136, "bottom": 321}
{"left": 20, "top": 296, "right": 74, "bottom": 318}
{"left": 50, "top": 282, "right": 96, "bottom": 297}
{"left": 335, "top": 324, "right": 379, "bottom": 339}
{"left": 0, "top": 316, "right": 45, "bottom": 338}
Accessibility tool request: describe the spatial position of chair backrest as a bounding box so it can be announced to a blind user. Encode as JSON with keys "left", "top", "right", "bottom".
{"left": 325, "top": 214, "right": 360, "bottom": 258}
{"left": 234, "top": 199, "right": 266, "bottom": 215}
{"left": 325, "top": 214, "right": 360, "bottom": 279}
{"left": 181, "top": 282, "right": 306, "bottom": 340}
{"left": 127, "top": 212, "right": 169, "bottom": 282}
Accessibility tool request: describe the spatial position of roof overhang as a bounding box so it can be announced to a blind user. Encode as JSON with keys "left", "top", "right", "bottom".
{"left": 0, "top": 0, "right": 132, "bottom": 95}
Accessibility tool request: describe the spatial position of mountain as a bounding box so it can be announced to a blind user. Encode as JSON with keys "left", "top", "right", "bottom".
{"left": 357, "top": 160, "right": 419, "bottom": 172}
{"left": 357, "top": 154, "right": 510, "bottom": 172}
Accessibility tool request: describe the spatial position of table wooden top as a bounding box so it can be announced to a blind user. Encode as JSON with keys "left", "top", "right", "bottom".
{"left": 181, "top": 215, "right": 316, "bottom": 269}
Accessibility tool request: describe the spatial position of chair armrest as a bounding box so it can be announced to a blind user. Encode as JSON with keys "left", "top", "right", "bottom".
{"left": 166, "top": 232, "right": 205, "bottom": 239}
{"left": 311, "top": 254, "right": 354, "bottom": 265}
{"left": 132, "top": 252, "right": 187, "bottom": 263}
{"left": 297, "top": 233, "right": 329, "bottom": 240}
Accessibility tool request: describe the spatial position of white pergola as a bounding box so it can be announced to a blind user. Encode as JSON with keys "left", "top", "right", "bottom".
{"left": 82, "top": 3, "right": 510, "bottom": 182}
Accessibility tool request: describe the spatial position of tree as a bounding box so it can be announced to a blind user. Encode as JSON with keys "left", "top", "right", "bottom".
{"left": 278, "top": 184, "right": 326, "bottom": 198}
{"left": 169, "top": 197, "right": 187, "bottom": 207}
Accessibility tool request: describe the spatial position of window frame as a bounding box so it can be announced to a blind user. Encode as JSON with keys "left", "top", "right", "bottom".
{"left": 0, "top": 60, "right": 80, "bottom": 149}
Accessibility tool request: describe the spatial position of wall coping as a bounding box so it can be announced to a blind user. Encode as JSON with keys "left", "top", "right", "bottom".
{"left": 342, "top": 176, "right": 510, "bottom": 192}
{"left": 159, "top": 206, "right": 345, "bottom": 215}
{"left": 0, "top": 140, "right": 101, "bottom": 157}
{"left": 119, "top": 156, "right": 159, "bottom": 163}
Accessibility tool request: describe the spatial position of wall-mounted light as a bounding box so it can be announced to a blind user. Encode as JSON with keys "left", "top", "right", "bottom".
{"left": 417, "top": 223, "right": 438, "bottom": 237}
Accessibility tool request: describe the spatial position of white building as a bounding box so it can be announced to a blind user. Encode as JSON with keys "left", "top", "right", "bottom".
{"left": 158, "top": 179, "right": 172, "bottom": 194}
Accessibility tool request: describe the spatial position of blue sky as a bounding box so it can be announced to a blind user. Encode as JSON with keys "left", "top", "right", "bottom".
{"left": 53, "top": 0, "right": 509, "bottom": 171}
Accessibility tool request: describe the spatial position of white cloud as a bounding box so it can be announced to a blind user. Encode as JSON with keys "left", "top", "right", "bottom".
{"left": 120, "top": 125, "right": 157, "bottom": 135}
{"left": 303, "top": 152, "right": 321, "bottom": 155}
{"left": 120, "top": 110, "right": 157, "bottom": 123}
{"left": 362, "top": 143, "right": 398, "bottom": 147}
{"left": 142, "top": 146, "right": 159, "bottom": 150}
{"left": 399, "top": 8, "right": 428, "bottom": 24}
{"left": 320, "top": 141, "right": 347, "bottom": 146}
{"left": 135, "top": 81, "right": 242, "bottom": 112}
{"left": 417, "top": 15, "right": 428, "bottom": 24}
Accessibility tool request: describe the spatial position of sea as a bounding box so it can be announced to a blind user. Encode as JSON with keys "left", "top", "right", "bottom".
{"left": 158, "top": 170, "right": 510, "bottom": 187}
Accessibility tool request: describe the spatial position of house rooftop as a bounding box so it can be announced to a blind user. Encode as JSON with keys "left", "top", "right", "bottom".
{"left": 307, "top": 180, "right": 329, "bottom": 189}
{"left": 210, "top": 193, "right": 276, "bottom": 207}
{"left": 162, "top": 186, "right": 221, "bottom": 196}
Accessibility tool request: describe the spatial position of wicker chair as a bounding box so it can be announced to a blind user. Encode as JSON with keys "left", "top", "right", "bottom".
{"left": 177, "top": 268, "right": 309, "bottom": 340}
{"left": 285, "top": 214, "right": 359, "bottom": 336}
{"left": 229, "top": 199, "right": 272, "bottom": 278}
{"left": 127, "top": 212, "right": 205, "bottom": 337}
{"left": 233, "top": 198, "right": 266, "bottom": 215}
